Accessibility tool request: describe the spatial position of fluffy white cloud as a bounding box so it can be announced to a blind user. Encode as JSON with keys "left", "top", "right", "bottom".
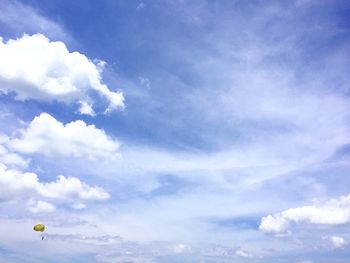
{"left": 0, "top": 34, "right": 124, "bottom": 114}
{"left": 329, "top": 236, "right": 347, "bottom": 249}
{"left": 0, "top": 163, "right": 110, "bottom": 210}
{"left": 0, "top": 144, "right": 29, "bottom": 168}
{"left": 260, "top": 194, "right": 350, "bottom": 234}
{"left": 259, "top": 215, "right": 290, "bottom": 235}
{"left": 26, "top": 199, "right": 56, "bottom": 213}
{"left": 9, "top": 113, "right": 120, "bottom": 159}
{"left": 40, "top": 175, "right": 110, "bottom": 201}
{"left": 78, "top": 100, "right": 95, "bottom": 116}
{"left": 0, "top": 163, "right": 39, "bottom": 201}
{"left": 0, "top": 134, "right": 29, "bottom": 168}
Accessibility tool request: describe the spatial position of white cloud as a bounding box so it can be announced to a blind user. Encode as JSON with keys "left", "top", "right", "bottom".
{"left": 0, "top": 2, "right": 349, "bottom": 261}
{"left": 0, "top": 144, "right": 29, "bottom": 168}
{"left": 329, "top": 236, "right": 347, "bottom": 249}
{"left": 78, "top": 101, "right": 96, "bottom": 116}
{"left": 40, "top": 175, "right": 110, "bottom": 201}
{"left": 259, "top": 215, "right": 290, "bottom": 235}
{"left": 260, "top": 194, "right": 350, "bottom": 234}
{"left": 0, "top": 134, "right": 29, "bottom": 168}
{"left": 9, "top": 113, "right": 120, "bottom": 160}
{"left": 0, "top": 34, "right": 124, "bottom": 114}
{"left": 0, "top": 0, "right": 70, "bottom": 41}
{"left": 172, "top": 243, "right": 190, "bottom": 254}
{"left": 235, "top": 249, "right": 253, "bottom": 258}
{"left": 26, "top": 199, "right": 56, "bottom": 213}
{"left": 0, "top": 163, "right": 39, "bottom": 201}
{"left": 0, "top": 163, "right": 110, "bottom": 210}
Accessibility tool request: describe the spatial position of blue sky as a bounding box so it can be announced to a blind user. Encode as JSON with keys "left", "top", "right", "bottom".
{"left": 0, "top": 0, "right": 350, "bottom": 262}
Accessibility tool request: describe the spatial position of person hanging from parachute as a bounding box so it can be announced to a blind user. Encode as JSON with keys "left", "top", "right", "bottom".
{"left": 33, "top": 223, "right": 46, "bottom": 240}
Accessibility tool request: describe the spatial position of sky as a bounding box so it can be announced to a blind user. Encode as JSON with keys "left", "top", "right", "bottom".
{"left": 0, "top": 0, "right": 349, "bottom": 262}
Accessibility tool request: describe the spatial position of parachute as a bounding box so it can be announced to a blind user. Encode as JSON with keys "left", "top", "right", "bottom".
{"left": 33, "top": 224, "right": 46, "bottom": 240}
{"left": 33, "top": 224, "right": 45, "bottom": 232}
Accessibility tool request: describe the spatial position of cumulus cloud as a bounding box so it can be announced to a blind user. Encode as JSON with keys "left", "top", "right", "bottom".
{"left": 0, "top": 164, "right": 39, "bottom": 202}
{"left": 329, "top": 236, "right": 347, "bottom": 249}
{"left": 259, "top": 215, "right": 291, "bottom": 235}
{"left": 26, "top": 199, "right": 56, "bottom": 213}
{"left": 9, "top": 113, "right": 120, "bottom": 159}
{"left": 78, "top": 100, "right": 95, "bottom": 116}
{"left": 0, "top": 34, "right": 124, "bottom": 114}
{"left": 0, "top": 144, "right": 29, "bottom": 168}
{"left": 0, "top": 134, "right": 29, "bottom": 168}
{"left": 260, "top": 194, "right": 350, "bottom": 234}
{"left": 0, "top": 163, "right": 110, "bottom": 210}
{"left": 40, "top": 175, "right": 110, "bottom": 201}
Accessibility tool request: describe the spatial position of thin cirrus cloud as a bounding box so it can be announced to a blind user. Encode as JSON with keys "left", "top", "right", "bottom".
{"left": 9, "top": 112, "right": 120, "bottom": 160}
{"left": 0, "top": 0, "right": 70, "bottom": 41}
{"left": 235, "top": 249, "right": 254, "bottom": 258}
{"left": 259, "top": 194, "right": 350, "bottom": 235}
{"left": 0, "top": 33, "right": 124, "bottom": 115}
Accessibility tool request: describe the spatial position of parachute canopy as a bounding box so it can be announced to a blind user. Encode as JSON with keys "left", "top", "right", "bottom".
{"left": 33, "top": 224, "right": 45, "bottom": 232}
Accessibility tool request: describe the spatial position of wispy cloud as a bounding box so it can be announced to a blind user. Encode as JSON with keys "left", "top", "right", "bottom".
{"left": 0, "top": 0, "right": 70, "bottom": 41}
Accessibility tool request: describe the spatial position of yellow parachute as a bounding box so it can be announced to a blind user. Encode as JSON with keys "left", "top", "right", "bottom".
{"left": 33, "top": 224, "right": 45, "bottom": 232}
{"left": 33, "top": 224, "right": 46, "bottom": 239}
